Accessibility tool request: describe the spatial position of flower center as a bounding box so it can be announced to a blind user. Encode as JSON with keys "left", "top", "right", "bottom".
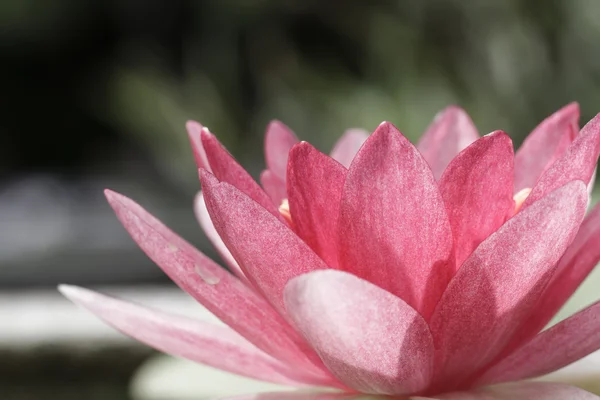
{"left": 278, "top": 199, "right": 294, "bottom": 225}
{"left": 513, "top": 188, "right": 532, "bottom": 213}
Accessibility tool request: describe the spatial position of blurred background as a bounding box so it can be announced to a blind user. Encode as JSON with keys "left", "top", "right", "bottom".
{"left": 1, "top": 0, "right": 600, "bottom": 399}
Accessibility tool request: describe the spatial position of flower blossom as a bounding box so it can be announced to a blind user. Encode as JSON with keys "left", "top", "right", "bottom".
{"left": 60, "top": 103, "right": 600, "bottom": 399}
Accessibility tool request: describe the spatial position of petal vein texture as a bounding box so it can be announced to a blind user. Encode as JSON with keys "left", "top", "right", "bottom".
{"left": 338, "top": 121, "right": 454, "bottom": 318}
{"left": 285, "top": 270, "right": 434, "bottom": 395}
{"left": 429, "top": 181, "right": 588, "bottom": 389}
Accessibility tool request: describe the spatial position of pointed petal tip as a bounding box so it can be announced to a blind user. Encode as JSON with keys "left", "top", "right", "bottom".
{"left": 264, "top": 120, "right": 296, "bottom": 144}
{"left": 103, "top": 189, "right": 143, "bottom": 215}
{"left": 104, "top": 188, "right": 127, "bottom": 209}
{"left": 266, "top": 119, "right": 285, "bottom": 131}
{"left": 57, "top": 283, "right": 74, "bottom": 296}
{"left": 199, "top": 168, "right": 219, "bottom": 186}
{"left": 186, "top": 122, "right": 213, "bottom": 171}
{"left": 289, "top": 141, "right": 314, "bottom": 157}
{"left": 185, "top": 120, "right": 203, "bottom": 133}
{"left": 436, "top": 104, "right": 468, "bottom": 119}
{"left": 374, "top": 120, "right": 401, "bottom": 135}
{"left": 551, "top": 102, "right": 581, "bottom": 124}
{"left": 418, "top": 105, "right": 479, "bottom": 180}
{"left": 443, "top": 104, "right": 465, "bottom": 112}
{"left": 200, "top": 126, "right": 214, "bottom": 139}
{"left": 58, "top": 284, "right": 93, "bottom": 305}
{"left": 483, "top": 129, "right": 508, "bottom": 138}
{"left": 429, "top": 105, "right": 474, "bottom": 127}
{"left": 565, "top": 101, "right": 580, "bottom": 113}
{"left": 376, "top": 120, "right": 394, "bottom": 130}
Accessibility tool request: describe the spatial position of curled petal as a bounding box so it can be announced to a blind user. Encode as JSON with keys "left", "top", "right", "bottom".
{"left": 417, "top": 106, "right": 480, "bottom": 180}
{"left": 285, "top": 270, "right": 434, "bottom": 395}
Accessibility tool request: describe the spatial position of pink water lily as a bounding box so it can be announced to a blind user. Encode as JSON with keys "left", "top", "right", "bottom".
{"left": 60, "top": 103, "right": 600, "bottom": 399}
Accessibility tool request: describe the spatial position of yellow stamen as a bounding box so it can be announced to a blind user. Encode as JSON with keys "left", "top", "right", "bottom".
{"left": 279, "top": 199, "right": 293, "bottom": 226}
{"left": 513, "top": 188, "right": 532, "bottom": 213}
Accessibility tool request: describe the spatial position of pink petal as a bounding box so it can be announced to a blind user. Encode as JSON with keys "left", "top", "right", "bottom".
{"left": 218, "top": 394, "right": 370, "bottom": 400}
{"left": 58, "top": 285, "right": 317, "bottom": 386}
{"left": 439, "top": 131, "right": 515, "bottom": 268}
{"left": 475, "top": 300, "right": 600, "bottom": 386}
{"left": 201, "top": 128, "right": 280, "bottom": 217}
{"left": 200, "top": 171, "right": 329, "bottom": 316}
{"left": 429, "top": 181, "right": 588, "bottom": 390}
{"left": 503, "top": 202, "right": 600, "bottom": 349}
{"left": 514, "top": 103, "right": 579, "bottom": 193}
{"left": 218, "top": 394, "right": 439, "bottom": 400}
{"left": 522, "top": 113, "right": 600, "bottom": 208}
{"left": 260, "top": 169, "right": 288, "bottom": 206}
{"left": 264, "top": 120, "right": 299, "bottom": 181}
{"left": 287, "top": 143, "right": 346, "bottom": 268}
{"left": 438, "top": 382, "right": 599, "bottom": 400}
{"left": 329, "top": 128, "right": 369, "bottom": 168}
{"left": 104, "top": 189, "right": 326, "bottom": 376}
{"left": 417, "top": 106, "right": 480, "bottom": 180}
{"left": 186, "top": 120, "right": 211, "bottom": 171}
{"left": 193, "top": 191, "right": 247, "bottom": 281}
{"left": 284, "top": 270, "right": 434, "bottom": 395}
{"left": 338, "top": 121, "right": 454, "bottom": 318}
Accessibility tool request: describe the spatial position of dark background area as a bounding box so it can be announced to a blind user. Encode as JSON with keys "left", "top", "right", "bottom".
{"left": 3, "top": 0, "right": 600, "bottom": 287}
{"left": 1, "top": 1, "right": 600, "bottom": 399}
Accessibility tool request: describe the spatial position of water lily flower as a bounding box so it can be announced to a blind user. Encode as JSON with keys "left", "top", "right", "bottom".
{"left": 60, "top": 103, "right": 600, "bottom": 399}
